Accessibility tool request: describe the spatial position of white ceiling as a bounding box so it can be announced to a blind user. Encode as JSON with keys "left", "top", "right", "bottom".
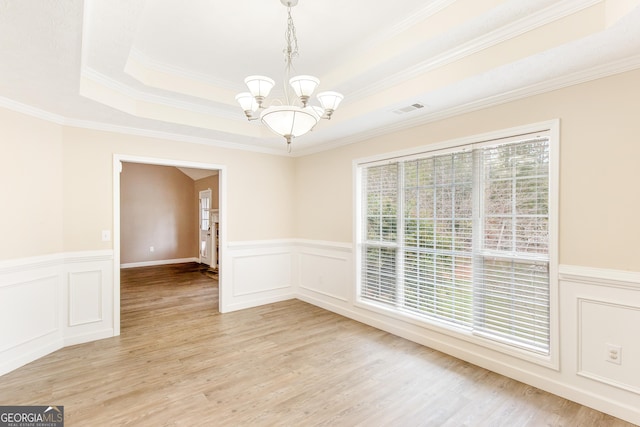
{"left": 1, "top": 0, "right": 639, "bottom": 156}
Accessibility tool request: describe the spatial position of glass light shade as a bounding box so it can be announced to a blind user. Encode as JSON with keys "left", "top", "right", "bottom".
{"left": 289, "top": 75, "right": 320, "bottom": 98}
{"left": 244, "top": 75, "right": 275, "bottom": 98}
{"left": 317, "top": 91, "right": 344, "bottom": 111}
{"left": 235, "top": 92, "right": 257, "bottom": 111}
{"left": 260, "top": 105, "right": 319, "bottom": 138}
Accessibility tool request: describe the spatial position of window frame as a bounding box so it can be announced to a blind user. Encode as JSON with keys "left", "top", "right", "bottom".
{"left": 353, "top": 120, "right": 559, "bottom": 369}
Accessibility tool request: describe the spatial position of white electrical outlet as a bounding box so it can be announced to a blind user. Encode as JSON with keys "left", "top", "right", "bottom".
{"left": 150, "top": 246, "right": 155, "bottom": 252}
{"left": 101, "top": 230, "right": 111, "bottom": 241}
{"left": 605, "top": 343, "right": 622, "bottom": 365}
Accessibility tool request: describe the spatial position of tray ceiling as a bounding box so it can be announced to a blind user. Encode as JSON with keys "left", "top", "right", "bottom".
{"left": 1, "top": 0, "right": 639, "bottom": 155}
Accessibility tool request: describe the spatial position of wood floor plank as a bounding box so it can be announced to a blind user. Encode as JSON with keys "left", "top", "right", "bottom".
{"left": 0, "top": 262, "right": 635, "bottom": 426}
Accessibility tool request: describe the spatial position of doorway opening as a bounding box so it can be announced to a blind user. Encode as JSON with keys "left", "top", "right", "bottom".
{"left": 113, "top": 155, "right": 227, "bottom": 336}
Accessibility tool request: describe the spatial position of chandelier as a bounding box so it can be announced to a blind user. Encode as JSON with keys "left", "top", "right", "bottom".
{"left": 235, "top": 0, "right": 344, "bottom": 151}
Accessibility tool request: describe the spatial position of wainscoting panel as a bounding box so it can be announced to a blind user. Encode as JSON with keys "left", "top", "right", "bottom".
{"left": 559, "top": 265, "right": 640, "bottom": 424}
{"left": 578, "top": 298, "right": 640, "bottom": 394}
{"left": 0, "top": 275, "right": 59, "bottom": 353}
{"left": 222, "top": 241, "right": 294, "bottom": 312}
{"left": 64, "top": 252, "right": 114, "bottom": 346}
{"left": 68, "top": 270, "right": 103, "bottom": 326}
{"left": 0, "top": 251, "right": 114, "bottom": 376}
{"left": 296, "top": 241, "right": 352, "bottom": 303}
{"left": 0, "top": 257, "right": 62, "bottom": 376}
{"left": 233, "top": 252, "right": 291, "bottom": 296}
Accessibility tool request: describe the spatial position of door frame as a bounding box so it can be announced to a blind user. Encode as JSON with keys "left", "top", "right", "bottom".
{"left": 113, "top": 154, "right": 227, "bottom": 336}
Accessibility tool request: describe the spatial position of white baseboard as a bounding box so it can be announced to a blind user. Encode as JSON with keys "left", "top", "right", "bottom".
{"left": 222, "top": 294, "right": 295, "bottom": 313}
{"left": 64, "top": 328, "right": 114, "bottom": 347}
{"left": 120, "top": 257, "right": 199, "bottom": 269}
{"left": 0, "top": 339, "right": 63, "bottom": 377}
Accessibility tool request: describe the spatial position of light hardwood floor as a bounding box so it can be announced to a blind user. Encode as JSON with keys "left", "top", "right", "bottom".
{"left": 0, "top": 263, "right": 635, "bottom": 426}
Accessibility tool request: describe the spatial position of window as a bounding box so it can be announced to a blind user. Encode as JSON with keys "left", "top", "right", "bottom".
{"left": 357, "top": 128, "right": 556, "bottom": 358}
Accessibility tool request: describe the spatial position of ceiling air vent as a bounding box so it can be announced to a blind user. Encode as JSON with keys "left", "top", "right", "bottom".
{"left": 392, "top": 103, "right": 425, "bottom": 115}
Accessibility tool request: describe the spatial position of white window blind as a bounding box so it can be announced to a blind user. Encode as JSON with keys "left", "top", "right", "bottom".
{"left": 360, "top": 136, "right": 551, "bottom": 354}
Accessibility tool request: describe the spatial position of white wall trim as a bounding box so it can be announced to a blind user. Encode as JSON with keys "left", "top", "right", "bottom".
{"left": 0, "top": 253, "right": 62, "bottom": 273}
{"left": 576, "top": 297, "right": 640, "bottom": 396}
{"left": 559, "top": 264, "right": 640, "bottom": 290}
{"left": 293, "top": 239, "right": 353, "bottom": 251}
{"left": 63, "top": 328, "right": 114, "bottom": 347}
{"left": 0, "top": 250, "right": 114, "bottom": 377}
{"left": 349, "top": 0, "right": 604, "bottom": 102}
{"left": 293, "top": 56, "right": 640, "bottom": 157}
{"left": 3, "top": 241, "right": 640, "bottom": 424}
{"left": 0, "top": 250, "right": 113, "bottom": 273}
{"left": 120, "top": 257, "right": 200, "bottom": 269}
{"left": 224, "top": 240, "right": 295, "bottom": 311}
{"left": 64, "top": 250, "right": 114, "bottom": 264}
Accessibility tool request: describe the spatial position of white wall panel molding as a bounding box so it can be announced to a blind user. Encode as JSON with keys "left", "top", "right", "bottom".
{"left": 559, "top": 264, "right": 640, "bottom": 290}
{"left": 63, "top": 253, "right": 114, "bottom": 346}
{"left": 294, "top": 240, "right": 353, "bottom": 304}
{"left": 0, "top": 253, "right": 63, "bottom": 275}
{"left": 222, "top": 240, "right": 295, "bottom": 313}
{"left": 64, "top": 250, "right": 114, "bottom": 264}
{"left": 232, "top": 252, "right": 292, "bottom": 297}
{"left": 577, "top": 298, "right": 640, "bottom": 395}
{"left": 558, "top": 264, "right": 640, "bottom": 424}
{"left": 68, "top": 271, "right": 103, "bottom": 326}
{"left": 0, "top": 275, "right": 60, "bottom": 353}
{"left": 0, "top": 250, "right": 114, "bottom": 376}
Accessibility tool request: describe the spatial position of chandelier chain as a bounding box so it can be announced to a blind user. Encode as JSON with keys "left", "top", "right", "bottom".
{"left": 284, "top": 7, "right": 299, "bottom": 66}
{"left": 282, "top": 6, "right": 299, "bottom": 104}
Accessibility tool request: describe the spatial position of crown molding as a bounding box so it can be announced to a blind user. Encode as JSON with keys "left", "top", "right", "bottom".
{"left": 348, "top": 0, "right": 603, "bottom": 101}
{"left": 81, "top": 66, "right": 239, "bottom": 119}
{"left": 3, "top": 53, "right": 639, "bottom": 159}
{"left": 61, "top": 116, "right": 286, "bottom": 156}
{"left": 292, "top": 53, "right": 640, "bottom": 157}
{"left": 0, "top": 97, "right": 67, "bottom": 125}
{"left": 0, "top": 95, "right": 287, "bottom": 156}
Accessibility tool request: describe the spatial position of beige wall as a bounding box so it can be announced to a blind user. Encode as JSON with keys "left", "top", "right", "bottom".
{"left": 120, "top": 163, "right": 197, "bottom": 264}
{"left": 59, "top": 126, "right": 295, "bottom": 253}
{"left": 3, "top": 68, "right": 640, "bottom": 273}
{"left": 0, "top": 109, "right": 64, "bottom": 259}
{"left": 295, "top": 68, "right": 640, "bottom": 272}
{"left": 0, "top": 114, "right": 295, "bottom": 260}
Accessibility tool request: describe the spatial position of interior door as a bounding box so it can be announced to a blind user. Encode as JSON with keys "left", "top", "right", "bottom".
{"left": 199, "top": 189, "right": 212, "bottom": 266}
